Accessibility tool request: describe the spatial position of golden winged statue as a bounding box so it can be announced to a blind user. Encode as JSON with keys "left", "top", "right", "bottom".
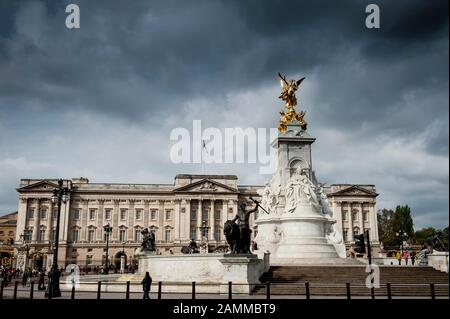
{"left": 277, "top": 73, "right": 307, "bottom": 133}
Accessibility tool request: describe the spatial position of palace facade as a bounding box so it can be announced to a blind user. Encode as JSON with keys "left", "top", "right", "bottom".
{"left": 14, "top": 175, "right": 379, "bottom": 270}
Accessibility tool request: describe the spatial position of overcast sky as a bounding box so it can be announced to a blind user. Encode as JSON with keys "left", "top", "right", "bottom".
{"left": 0, "top": 0, "right": 448, "bottom": 229}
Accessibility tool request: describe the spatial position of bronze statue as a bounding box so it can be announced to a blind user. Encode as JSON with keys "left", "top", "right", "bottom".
{"left": 277, "top": 73, "right": 308, "bottom": 132}
{"left": 140, "top": 228, "right": 156, "bottom": 251}
{"left": 224, "top": 201, "right": 258, "bottom": 254}
{"left": 181, "top": 238, "right": 199, "bottom": 254}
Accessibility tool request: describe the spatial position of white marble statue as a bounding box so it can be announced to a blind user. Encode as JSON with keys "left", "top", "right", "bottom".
{"left": 268, "top": 225, "right": 283, "bottom": 244}
{"left": 285, "top": 168, "right": 320, "bottom": 213}
{"left": 257, "top": 177, "right": 281, "bottom": 215}
{"left": 318, "top": 185, "right": 332, "bottom": 216}
{"left": 326, "top": 223, "right": 346, "bottom": 258}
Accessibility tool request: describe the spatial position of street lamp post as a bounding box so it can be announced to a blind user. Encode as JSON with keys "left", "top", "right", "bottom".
{"left": 396, "top": 230, "right": 408, "bottom": 255}
{"left": 103, "top": 224, "right": 113, "bottom": 275}
{"left": 45, "top": 179, "right": 70, "bottom": 298}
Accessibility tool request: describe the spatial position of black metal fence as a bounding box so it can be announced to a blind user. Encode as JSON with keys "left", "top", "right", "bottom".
{"left": 0, "top": 280, "right": 448, "bottom": 300}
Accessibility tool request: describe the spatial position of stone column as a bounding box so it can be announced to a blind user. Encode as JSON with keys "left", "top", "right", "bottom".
{"left": 157, "top": 200, "right": 165, "bottom": 241}
{"left": 112, "top": 199, "right": 120, "bottom": 241}
{"left": 184, "top": 199, "right": 191, "bottom": 241}
{"left": 97, "top": 200, "right": 104, "bottom": 241}
{"left": 60, "top": 194, "right": 71, "bottom": 242}
{"left": 46, "top": 200, "right": 53, "bottom": 241}
{"left": 174, "top": 199, "right": 181, "bottom": 243}
{"left": 16, "top": 198, "right": 28, "bottom": 242}
{"left": 32, "top": 199, "right": 41, "bottom": 242}
{"left": 370, "top": 203, "right": 379, "bottom": 242}
{"left": 359, "top": 202, "right": 364, "bottom": 233}
{"left": 333, "top": 201, "right": 343, "bottom": 234}
{"left": 209, "top": 200, "right": 215, "bottom": 241}
{"left": 128, "top": 199, "right": 135, "bottom": 240}
{"left": 144, "top": 200, "right": 150, "bottom": 227}
{"left": 222, "top": 200, "right": 229, "bottom": 225}
{"left": 347, "top": 202, "right": 353, "bottom": 242}
{"left": 197, "top": 199, "right": 203, "bottom": 240}
{"left": 81, "top": 199, "right": 88, "bottom": 241}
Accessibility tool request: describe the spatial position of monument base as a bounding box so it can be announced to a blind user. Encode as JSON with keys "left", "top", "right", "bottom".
{"left": 123, "top": 252, "right": 270, "bottom": 294}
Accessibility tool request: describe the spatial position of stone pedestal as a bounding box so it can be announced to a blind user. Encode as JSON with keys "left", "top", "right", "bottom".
{"left": 120, "top": 255, "right": 126, "bottom": 274}
{"left": 124, "top": 252, "right": 269, "bottom": 294}
{"left": 219, "top": 254, "right": 262, "bottom": 293}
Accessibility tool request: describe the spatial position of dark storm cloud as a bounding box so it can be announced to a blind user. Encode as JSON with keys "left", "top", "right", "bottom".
{"left": 0, "top": 0, "right": 448, "bottom": 228}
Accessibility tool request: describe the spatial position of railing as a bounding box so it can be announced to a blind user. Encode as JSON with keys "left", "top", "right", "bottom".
{"left": 0, "top": 280, "right": 448, "bottom": 300}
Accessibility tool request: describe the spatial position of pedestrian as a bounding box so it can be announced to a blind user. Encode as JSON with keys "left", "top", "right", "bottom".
{"left": 411, "top": 251, "right": 416, "bottom": 265}
{"left": 26, "top": 274, "right": 32, "bottom": 287}
{"left": 38, "top": 270, "right": 46, "bottom": 290}
{"left": 396, "top": 251, "right": 402, "bottom": 265}
{"left": 141, "top": 272, "right": 152, "bottom": 299}
{"left": 22, "top": 271, "right": 28, "bottom": 287}
{"left": 403, "top": 251, "right": 410, "bottom": 265}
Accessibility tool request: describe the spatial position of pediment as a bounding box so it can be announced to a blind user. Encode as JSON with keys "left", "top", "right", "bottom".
{"left": 17, "top": 180, "right": 59, "bottom": 192}
{"left": 173, "top": 179, "right": 237, "bottom": 193}
{"left": 329, "top": 185, "right": 378, "bottom": 197}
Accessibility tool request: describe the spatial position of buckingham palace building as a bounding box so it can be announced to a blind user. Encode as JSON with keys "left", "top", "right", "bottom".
{"left": 14, "top": 174, "right": 379, "bottom": 270}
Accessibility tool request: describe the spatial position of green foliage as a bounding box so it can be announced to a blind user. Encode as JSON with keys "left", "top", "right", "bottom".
{"left": 443, "top": 227, "right": 449, "bottom": 248}
{"left": 377, "top": 209, "right": 397, "bottom": 246}
{"left": 393, "top": 205, "right": 414, "bottom": 238}
{"left": 414, "top": 227, "right": 437, "bottom": 245}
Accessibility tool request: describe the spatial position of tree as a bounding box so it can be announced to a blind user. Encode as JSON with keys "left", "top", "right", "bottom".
{"left": 414, "top": 227, "right": 437, "bottom": 246}
{"left": 392, "top": 205, "right": 414, "bottom": 244}
{"left": 443, "top": 227, "right": 449, "bottom": 249}
{"left": 377, "top": 209, "right": 397, "bottom": 247}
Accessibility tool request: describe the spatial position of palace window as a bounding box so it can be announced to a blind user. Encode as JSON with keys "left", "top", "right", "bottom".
{"left": 363, "top": 212, "right": 369, "bottom": 222}
{"left": 104, "top": 209, "right": 112, "bottom": 220}
{"left": 135, "top": 209, "right": 142, "bottom": 220}
{"left": 40, "top": 208, "right": 47, "bottom": 219}
{"left": 165, "top": 209, "right": 172, "bottom": 220}
{"left": 352, "top": 211, "right": 358, "bottom": 221}
{"left": 151, "top": 210, "right": 157, "bottom": 220}
{"left": 343, "top": 229, "right": 348, "bottom": 242}
{"left": 341, "top": 211, "right": 347, "bottom": 221}
{"left": 165, "top": 229, "right": 171, "bottom": 242}
{"left": 51, "top": 229, "right": 56, "bottom": 242}
{"left": 27, "top": 208, "right": 34, "bottom": 219}
{"left": 134, "top": 229, "right": 141, "bottom": 242}
{"left": 119, "top": 229, "right": 126, "bottom": 242}
{"left": 214, "top": 229, "right": 221, "bottom": 241}
{"left": 89, "top": 209, "right": 96, "bottom": 220}
{"left": 73, "top": 209, "right": 80, "bottom": 220}
{"left": 24, "top": 229, "right": 32, "bottom": 242}
{"left": 38, "top": 229, "right": 46, "bottom": 242}
{"left": 214, "top": 209, "right": 221, "bottom": 220}
{"left": 0, "top": 231, "right": 3, "bottom": 236}
{"left": 88, "top": 229, "right": 95, "bottom": 242}
{"left": 86, "top": 255, "right": 93, "bottom": 265}
{"left": 51, "top": 208, "right": 57, "bottom": 219}
{"left": 353, "top": 228, "right": 360, "bottom": 237}
{"left": 202, "top": 209, "right": 208, "bottom": 221}
{"left": 8, "top": 231, "right": 14, "bottom": 236}
{"left": 190, "top": 210, "right": 196, "bottom": 221}
{"left": 190, "top": 228, "right": 197, "bottom": 240}
{"left": 72, "top": 229, "right": 80, "bottom": 242}
{"left": 120, "top": 209, "right": 127, "bottom": 221}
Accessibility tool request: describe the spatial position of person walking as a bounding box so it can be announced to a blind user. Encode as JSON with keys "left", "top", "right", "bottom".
{"left": 410, "top": 251, "right": 416, "bottom": 265}
{"left": 141, "top": 272, "right": 152, "bottom": 299}
{"left": 403, "top": 251, "right": 410, "bottom": 265}
{"left": 38, "top": 270, "right": 46, "bottom": 290}
{"left": 22, "top": 270, "right": 28, "bottom": 287}
{"left": 396, "top": 251, "right": 402, "bottom": 265}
